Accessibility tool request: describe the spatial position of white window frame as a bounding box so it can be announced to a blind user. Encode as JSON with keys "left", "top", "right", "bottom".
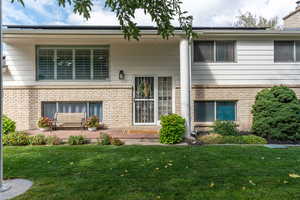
{"left": 36, "top": 46, "right": 110, "bottom": 81}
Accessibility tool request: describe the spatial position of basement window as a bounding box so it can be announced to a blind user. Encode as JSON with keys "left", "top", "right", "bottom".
{"left": 42, "top": 101, "right": 103, "bottom": 120}
{"left": 194, "top": 101, "right": 236, "bottom": 122}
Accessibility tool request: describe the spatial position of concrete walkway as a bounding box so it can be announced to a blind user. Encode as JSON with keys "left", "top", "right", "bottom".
{"left": 0, "top": 179, "right": 32, "bottom": 200}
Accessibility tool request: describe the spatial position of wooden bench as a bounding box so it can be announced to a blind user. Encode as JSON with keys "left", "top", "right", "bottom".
{"left": 53, "top": 112, "right": 86, "bottom": 130}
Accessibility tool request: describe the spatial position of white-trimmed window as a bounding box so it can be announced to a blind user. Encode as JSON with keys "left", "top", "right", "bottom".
{"left": 194, "top": 101, "right": 237, "bottom": 122}
{"left": 274, "top": 41, "right": 300, "bottom": 63}
{"left": 37, "top": 46, "right": 109, "bottom": 81}
{"left": 193, "top": 41, "right": 236, "bottom": 63}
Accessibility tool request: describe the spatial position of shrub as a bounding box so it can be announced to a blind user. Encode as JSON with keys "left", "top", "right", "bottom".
{"left": 98, "top": 133, "right": 111, "bottom": 145}
{"left": 46, "top": 135, "right": 62, "bottom": 145}
{"left": 30, "top": 134, "right": 46, "bottom": 145}
{"left": 85, "top": 115, "right": 100, "bottom": 128}
{"left": 3, "top": 132, "right": 30, "bottom": 146}
{"left": 198, "top": 134, "right": 223, "bottom": 144}
{"left": 221, "top": 136, "right": 243, "bottom": 144}
{"left": 252, "top": 86, "right": 300, "bottom": 141}
{"left": 68, "top": 135, "right": 86, "bottom": 145}
{"left": 37, "top": 117, "right": 52, "bottom": 128}
{"left": 159, "top": 114, "right": 185, "bottom": 144}
{"left": 3, "top": 115, "right": 16, "bottom": 135}
{"left": 212, "top": 121, "right": 239, "bottom": 136}
{"left": 240, "top": 135, "right": 267, "bottom": 144}
{"left": 110, "top": 138, "right": 124, "bottom": 146}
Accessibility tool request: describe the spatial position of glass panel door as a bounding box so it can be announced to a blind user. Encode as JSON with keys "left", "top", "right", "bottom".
{"left": 134, "top": 77, "right": 155, "bottom": 124}
{"left": 158, "top": 77, "right": 172, "bottom": 119}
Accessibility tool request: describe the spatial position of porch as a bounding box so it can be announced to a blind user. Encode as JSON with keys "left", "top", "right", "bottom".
{"left": 26, "top": 127, "right": 160, "bottom": 142}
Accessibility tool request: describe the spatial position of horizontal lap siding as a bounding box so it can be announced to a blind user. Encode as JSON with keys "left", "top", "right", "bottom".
{"left": 192, "top": 40, "right": 300, "bottom": 85}
{"left": 3, "top": 38, "right": 180, "bottom": 86}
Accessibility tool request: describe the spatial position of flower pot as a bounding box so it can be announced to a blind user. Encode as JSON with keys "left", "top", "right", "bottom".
{"left": 88, "top": 127, "right": 97, "bottom": 132}
{"left": 39, "top": 127, "right": 50, "bottom": 132}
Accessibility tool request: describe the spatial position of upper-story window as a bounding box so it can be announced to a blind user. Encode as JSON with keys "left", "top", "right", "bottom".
{"left": 193, "top": 40, "right": 236, "bottom": 63}
{"left": 37, "top": 46, "right": 109, "bottom": 81}
{"left": 274, "top": 41, "right": 300, "bottom": 63}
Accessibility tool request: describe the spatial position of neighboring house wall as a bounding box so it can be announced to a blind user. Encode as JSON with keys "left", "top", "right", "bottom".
{"left": 284, "top": 7, "right": 300, "bottom": 29}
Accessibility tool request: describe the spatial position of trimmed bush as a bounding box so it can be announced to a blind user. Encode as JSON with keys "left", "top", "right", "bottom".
{"left": 198, "top": 134, "right": 223, "bottom": 144}
{"left": 160, "top": 114, "right": 185, "bottom": 144}
{"left": 221, "top": 136, "right": 243, "bottom": 144}
{"left": 30, "top": 134, "right": 46, "bottom": 145}
{"left": 252, "top": 86, "right": 300, "bottom": 141}
{"left": 3, "top": 132, "right": 30, "bottom": 146}
{"left": 110, "top": 138, "right": 124, "bottom": 146}
{"left": 3, "top": 115, "right": 16, "bottom": 135}
{"left": 46, "top": 135, "right": 62, "bottom": 145}
{"left": 241, "top": 135, "right": 267, "bottom": 144}
{"left": 68, "top": 135, "right": 86, "bottom": 145}
{"left": 98, "top": 133, "right": 111, "bottom": 145}
{"left": 198, "top": 134, "right": 267, "bottom": 145}
{"left": 212, "top": 120, "right": 239, "bottom": 136}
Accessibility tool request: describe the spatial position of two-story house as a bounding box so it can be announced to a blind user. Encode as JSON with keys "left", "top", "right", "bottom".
{"left": 3, "top": 2, "right": 300, "bottom": 137}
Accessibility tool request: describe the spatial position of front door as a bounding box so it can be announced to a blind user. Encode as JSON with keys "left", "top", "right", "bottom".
{"left": 134, "top": 76, "right": 172, "bottom": 125}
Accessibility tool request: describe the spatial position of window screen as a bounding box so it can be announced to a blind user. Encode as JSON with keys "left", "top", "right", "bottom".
{"left": 216, "top": 102, "right": 236, "bottom": 121}
{"left": 75, "top": 49, "right": 91, "bottom": 80}
{"left": 274, "top": 41, "right": 294, "bottom": 62}
{"left": 42, "top": 102, "right": 103, "bottom": 120}
{"left": 296, "top": 41, "right": 300, "bottom": 62}
{"left": 194, "top": 101, "right": 215, "bottom": 122}
{"left": 194, "top": 101, "right": 236, "bottom": 122}
{"left": 37, "top": 47, "right": 109, "bottom": 81}
{"left": 194, "top": 41, "right": 214, "bottom": 62}
{"left": 216, "top": 41, "right": 235, "bottom": 62}
{"left": 38, "top": 49, "right": 55, "bottom": 80}
{"left": 57, "top": 49, "right": 73, "bottom": 80}
{"left": 94, "top": 49, "right": 109, "bottom": 80}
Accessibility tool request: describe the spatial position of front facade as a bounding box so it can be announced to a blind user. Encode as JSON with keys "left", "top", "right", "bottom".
{"left": 3, "top": 5, "right": 300, "bottom": 135}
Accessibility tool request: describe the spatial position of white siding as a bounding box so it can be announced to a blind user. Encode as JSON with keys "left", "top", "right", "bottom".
{"left": 3, "top": 37, "right": 180, "bottom": 86}
{"left": 192, "top": 40, "right": 300, "bottom": 85}
{"left": 5, "top": 36, "right": 300, "bottom": 86}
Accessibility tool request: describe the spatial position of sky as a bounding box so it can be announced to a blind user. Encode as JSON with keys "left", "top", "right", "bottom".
{"left": 2, "top": 0, "right": 297, "bottom": 27}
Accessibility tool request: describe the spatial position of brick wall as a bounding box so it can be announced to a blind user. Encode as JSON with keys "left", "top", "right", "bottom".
{"left": 176, "top": 86, "right": 300, "bottom": 132}
{"left": 4, "top": 86, "right": 133, "bottom": 130}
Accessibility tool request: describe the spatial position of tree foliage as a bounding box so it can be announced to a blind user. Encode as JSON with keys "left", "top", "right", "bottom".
{"left": 11, "top": 0, "right": 195, "bottom": 40}
{"left": 234, "top": 11, "right": 278, "bottom": 30}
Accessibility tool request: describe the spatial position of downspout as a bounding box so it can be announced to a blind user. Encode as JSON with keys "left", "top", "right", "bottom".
{"left": 187, "top": 38, "right": 192, "bottom": 137}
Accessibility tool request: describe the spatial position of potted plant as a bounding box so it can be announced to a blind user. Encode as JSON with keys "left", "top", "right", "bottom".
{"left": 85, "top": 116, "right": 100, "bottom": 132}
{"left": 37, "top": 117, "right": 52, "bottom": 131}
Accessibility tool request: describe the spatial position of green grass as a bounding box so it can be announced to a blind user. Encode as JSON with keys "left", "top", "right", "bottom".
{"left": 4, "top": 145, "right": 300, "bottom": 200}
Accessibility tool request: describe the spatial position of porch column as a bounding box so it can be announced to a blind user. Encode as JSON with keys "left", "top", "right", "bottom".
{"left": 180, "top": 38, "right": 192, "bottom": 138}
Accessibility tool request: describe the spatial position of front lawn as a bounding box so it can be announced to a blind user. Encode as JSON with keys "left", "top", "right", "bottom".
{"left": 4, "top": 145, "right": 300, "bottom": 200}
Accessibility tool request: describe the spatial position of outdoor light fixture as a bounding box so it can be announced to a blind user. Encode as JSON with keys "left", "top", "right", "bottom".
{"left": 119, "top": 70, "right": 125, "bottom": 80}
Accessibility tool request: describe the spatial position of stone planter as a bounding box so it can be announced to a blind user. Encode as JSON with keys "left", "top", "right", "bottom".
{"left": 39, "top": 127, "right": 50, "bottom": 132}
{"left": 88, "top": 127, "right": 97, "bottom": 132}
